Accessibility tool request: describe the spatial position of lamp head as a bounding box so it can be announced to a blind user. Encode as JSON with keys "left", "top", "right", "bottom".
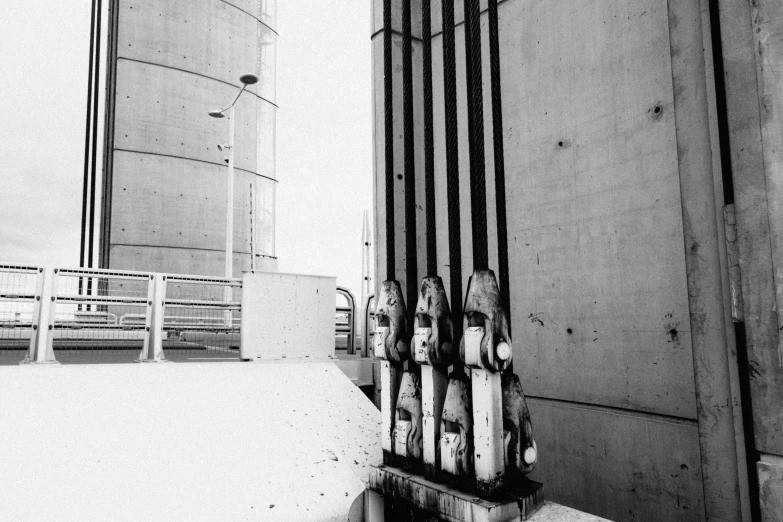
{"left": 239, "top": 73, "right": 259, "bottom": 85}
{"left": 208, "top": 109, "right": 225, "bottom": 118}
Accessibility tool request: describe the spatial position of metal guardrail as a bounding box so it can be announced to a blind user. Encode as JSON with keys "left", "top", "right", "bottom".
{"left": 2, "top": 264, "right": 364, "bottom": 364}
{"left": 363, "top": 293, "right": 376, "bottom": 358}
{"left": 0, "top": 265, "right": 45, "bottom": 359}
{"left": 160, "top": 274, "right": 242, "bottom": 356}
{"left": 336, "top": 286, "right": 356, "bottom": 355}
{"left": 49, "top": 267, "right": 155, "bottom": 361}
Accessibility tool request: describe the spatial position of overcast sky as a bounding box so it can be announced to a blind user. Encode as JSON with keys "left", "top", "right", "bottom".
{"left": 0, "top": 1, "right": 373, "bottom": 299}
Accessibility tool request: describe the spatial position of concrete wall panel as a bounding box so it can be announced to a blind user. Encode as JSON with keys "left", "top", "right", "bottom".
{"left": 371, "top": 0, "right": 750, "bottom": 518}
{"left": 110, "top": 244, "right": 253, "bottom": 277}
{"left": 118, "top": 0, "right": 277, "bottom": 104}
{"left": 494, "top": 0, "right": 695, "bottom": 418}
{"left": 109, "top": 151, "right": 275, "bottom": 257}
{"left": 103, "top": 0, "right": 277, "bottom": 274}
{"left": 528, "top": 398, "right": 704, "bottom": 521}
{"left": 113, "top": 59, "right": 272, "bottom": 174}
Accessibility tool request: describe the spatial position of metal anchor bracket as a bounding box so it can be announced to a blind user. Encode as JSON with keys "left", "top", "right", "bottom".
{"left": 460, "top": 270, "right": 512, "bottom": 373}
{"left": 374, "top": 280, "right": 410, "bottom": 363}
{"left": 502, "top": 372, "right": 537, "bottom": 475}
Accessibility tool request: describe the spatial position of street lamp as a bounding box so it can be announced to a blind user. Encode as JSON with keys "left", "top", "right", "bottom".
{"left": 209, "top": 73, "right": 259, "bottom": 283}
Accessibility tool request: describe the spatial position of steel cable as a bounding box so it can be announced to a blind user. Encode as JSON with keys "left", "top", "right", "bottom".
{"left": 442, "top": 0, "right": 463, "bottom": 344}
{"left": 423, "top": 0, "right": 437, "bottom": 277}
{"left": 384, "top": 0, "right": 395, "bottom": 280}
{"left": 465, "top": 0, "right": 488, "bottom": 271}
{"left": 488, "top": 0, "right": 510, "bottom": 323}
{"left": 403, "top": 0, "right": 418, "bottom": 317}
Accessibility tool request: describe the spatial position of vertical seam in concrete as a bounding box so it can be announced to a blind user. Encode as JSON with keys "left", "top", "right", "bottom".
{"left": 100, "top": 0, "right": 121, "bottom": 269}
{"left": 667, "top": 0, "right": 742, "bottom": 519}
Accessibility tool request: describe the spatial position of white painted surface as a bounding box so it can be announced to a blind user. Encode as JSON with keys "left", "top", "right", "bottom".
{"left": 380, "top": 361, "right": 400, "bottom": 454}
{"left": 0, "top": 361, "right": 381, "bottom": 521}
{"left": 421, "top": 364, "right": 448, "bottom": 469}
{"left": 240, "top": 271, "right": 336, "bottom": 360}
{"left": 471, "top": 368, "right": 505, "bottom": 485}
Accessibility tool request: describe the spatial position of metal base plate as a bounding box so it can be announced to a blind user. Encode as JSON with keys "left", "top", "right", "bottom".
{"left": 369, "top": 465, "right": 544, "bottom": 522}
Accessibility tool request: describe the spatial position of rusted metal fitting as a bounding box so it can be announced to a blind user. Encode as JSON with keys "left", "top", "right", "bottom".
{"left": 412, "top": 276, "right": 455, "bottom": 367}
{"left": 440, "top": 374, "right": 473, "bottom": 477}
{"left": 395, "top": 371, "right": 424, "bottom": 460}
{"left": 374, "top": 280, "right": 410, "bottom": 363}
{"left": 460, "top": 270, "right": 512, "bottom": 372}
{"left": 502, "top": 372, "right": 537, "bottom": 475}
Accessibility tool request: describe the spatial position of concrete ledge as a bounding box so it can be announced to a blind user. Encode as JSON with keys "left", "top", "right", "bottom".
{"left": 759, "top": 454, "right": 783, "bottom": 522}
{"left": 0, "top": 361, "right": 381, "bottom": 521}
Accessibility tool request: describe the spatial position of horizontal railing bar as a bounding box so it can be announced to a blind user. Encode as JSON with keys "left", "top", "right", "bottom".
{"left": 53, "top": 324, "right": 146, "bottom": 330}
{"left": 162, "top": 326, "right": 240, "bottom": 333}
{"left": 56, "top": 296, "right": 149, "bottom": 305}
{"left": 164, "top": 274, "right": 242, "bottom": 287}
{"left": 0, "top": 264, "right": 41, "bottom": 274}
{"left": 0, "top": 294, "right": 36, "bottom": 301}
{"left": 165, "top": 299, "right": 241, "bottom": 308}
{"left": 0, "top": 323, "right": 34, "bottom": 328}
{"left": 57, "top": 268, "right": 154, "bottom": 280}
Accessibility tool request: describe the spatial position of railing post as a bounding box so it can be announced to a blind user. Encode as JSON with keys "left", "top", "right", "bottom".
{"left": 23, "top": 267, "right": 58, "bottom": 364}
{"left": 137, "top": 273, "right": 167, "bottom": 362}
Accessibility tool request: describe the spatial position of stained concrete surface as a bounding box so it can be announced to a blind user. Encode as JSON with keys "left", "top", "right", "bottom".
{"left": 0, "top": 361, "right": 381, "bottom": 521}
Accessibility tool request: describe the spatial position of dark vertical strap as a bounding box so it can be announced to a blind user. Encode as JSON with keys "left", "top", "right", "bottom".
{"left": 403, "top": 0, "right": 418, "bottom": 317}
{"left": 442, "top": 0, "right": 463, "bottom": 339}
{"left": 423, "top": 0, "right": 437, "bottom": 277}
{"left": 80, "top": 0, "right": 98, "bottom": 272}
{"left": 384, "top": 0, "right": 395, "bottom": 280}
{"left": 87, "top": 0, "right": 103, "bottom": 304}
{"left": 87, "top": 0, "right": 104, "bottom": 272}
{"left": 79, "top": 0, "right": 99, "bottom": 305}
{"left": 488, "top": 0, "right": 510, "bottom": 320}
{"left": 465, "top": 0, "right": 488, "bottom": 271}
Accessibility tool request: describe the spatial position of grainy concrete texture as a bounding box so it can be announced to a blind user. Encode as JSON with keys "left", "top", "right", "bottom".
{"left": 0, "top": 361, "right": 381, "bottom": 521}
{"left": 100, "top": 0, "right": 278, "bottom": 276}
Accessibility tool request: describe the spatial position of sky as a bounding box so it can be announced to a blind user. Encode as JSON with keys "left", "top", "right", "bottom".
{"left": 0, "top": 1, "right": 374, "bottom": 300}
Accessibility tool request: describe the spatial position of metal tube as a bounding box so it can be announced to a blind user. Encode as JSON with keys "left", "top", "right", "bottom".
{"left": 225, "top": 105, "right": 235, "bottom": 325}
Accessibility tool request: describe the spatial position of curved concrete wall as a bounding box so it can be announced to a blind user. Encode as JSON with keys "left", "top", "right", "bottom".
{"left": 101, "top": 0, "right": 277, "bottom": 276}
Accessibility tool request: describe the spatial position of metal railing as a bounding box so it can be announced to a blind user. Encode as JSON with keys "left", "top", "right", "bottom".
{"left": 1, "top": 263, "right": 366, "bottom": 365}
{"left": 362, "top": 293, "right": 376, "bottom": 358}
{"left": 49, "top": 268, "right": 155, "bottom": 362}
{"left": 161, "top": 274, "right": 242, "bottom": 359}
{"left": 0, "top": 265, "right": 44, "bottom": 360}
{"left": 336, "top": 286, "right": 356, "bottom": 354}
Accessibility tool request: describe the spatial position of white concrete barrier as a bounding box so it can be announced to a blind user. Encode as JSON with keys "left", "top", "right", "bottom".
{"left": 240, "top": 271, "right": 337, "bottom": 360}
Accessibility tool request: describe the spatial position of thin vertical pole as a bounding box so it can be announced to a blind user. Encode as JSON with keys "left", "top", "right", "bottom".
{"left": 250, "top": 182, "right": 257, "bottom": 272}
{"left": 225, "top": 106, "right": 235, "bottom": 327}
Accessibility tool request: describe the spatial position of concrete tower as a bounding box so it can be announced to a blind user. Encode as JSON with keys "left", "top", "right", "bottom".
{"left": 100, "top": 0, "right": 278, "bottom": 276}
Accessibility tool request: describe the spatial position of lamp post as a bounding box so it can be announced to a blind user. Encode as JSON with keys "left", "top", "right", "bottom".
{"left": 208, "top": 73, "right": 259, "bottom": 283}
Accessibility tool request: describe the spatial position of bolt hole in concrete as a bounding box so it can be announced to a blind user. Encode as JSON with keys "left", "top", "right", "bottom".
{"left": 669, "top": 328, "right": 678, "bottom": 337}
{"left": 654, "top": 106, "right": 662, "bottom": 114}
{"left": 397, "top": 174, "right": 403, "bottom": 180}
{"left": 566, "top": 328, "right": 573, "bottom": 334}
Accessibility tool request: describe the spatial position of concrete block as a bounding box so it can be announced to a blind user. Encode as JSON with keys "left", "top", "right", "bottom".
{"left": 240, "top": 271, "right": 336, "bottom": 360}
{"left": 758, "top": 455, "right": 783, "bottom": 522}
